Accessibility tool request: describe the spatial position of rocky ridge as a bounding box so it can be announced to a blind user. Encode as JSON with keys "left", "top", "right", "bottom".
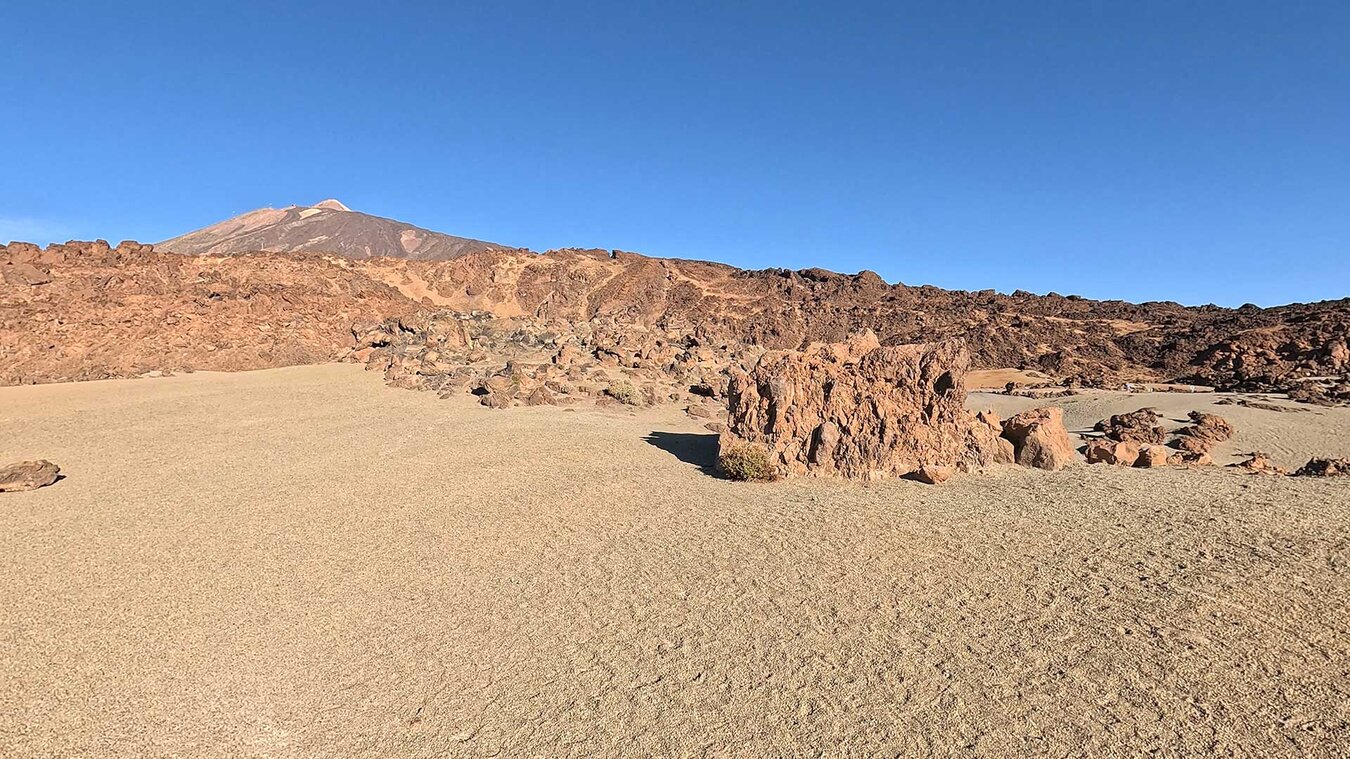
{"left": 3, "top": 240, "right": 1348, "bottom": 402}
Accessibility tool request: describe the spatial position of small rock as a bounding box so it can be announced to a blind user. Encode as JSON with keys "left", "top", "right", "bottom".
{"left": 912, "top": 466, "right": 954, "bottom": 485}
{"left": 0, "top": 460, "right": 60, "bottom": 492}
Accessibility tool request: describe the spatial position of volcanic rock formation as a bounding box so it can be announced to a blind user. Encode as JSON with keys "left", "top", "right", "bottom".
{"left": 3, "top": 239, "right": 1348, "bottom": 402}
{"left": 157, "top": 201, "right": 501, "bottom": 260}
{"left": 718, "top": 332, "right": 1002, "bottom": 480}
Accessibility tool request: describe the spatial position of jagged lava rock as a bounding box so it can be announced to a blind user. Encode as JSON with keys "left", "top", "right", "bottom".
{"left": 1229, "top": 453, "right": 1287, "bottom": 475}
{"left": 1172, "top": 411, "right": 1235, "bottom": 454}
{"left": 1134, "top": 446, "right": 1171, "bottom": 468}
{"left": 1094, "top": 408, "right": 1166, "bottom": 444}
{"left": 720, "top": 333, "right": 999, "bottom": 480}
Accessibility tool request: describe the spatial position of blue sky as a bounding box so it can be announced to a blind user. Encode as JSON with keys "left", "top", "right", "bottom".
{"left": 2, "top": 2, "right": 1347, "bottom": 306}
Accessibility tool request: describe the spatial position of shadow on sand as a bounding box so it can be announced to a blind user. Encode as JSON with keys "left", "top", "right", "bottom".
{"left": 642, "top": 431, "right": 721, "bottom": 477}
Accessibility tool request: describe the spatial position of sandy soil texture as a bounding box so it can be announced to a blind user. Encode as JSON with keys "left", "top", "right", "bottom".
{"left": 974, "top": 389, "right": 1350, "bottom": 469}
{"left": 2, "top": 365, "right": 1348, "bottom": 757}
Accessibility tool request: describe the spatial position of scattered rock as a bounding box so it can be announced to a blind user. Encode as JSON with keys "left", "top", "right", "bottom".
{"left": 1293, "top": 457, "right": 1350, "bottom": 477}
{"left": 1229, "top": 453, "right": 1287, "bottom": 475}
{"left": 1094, "top": 408, "right": 1166, "bottom": 444}
{"left": 0, "top": 460, "right": 60, "bottom": 492}
{"left": 911, "top": 466, "right": 954, "bottom": 485}
{"left": 1172, "top": 411, "right": 1234, "bottom": 454}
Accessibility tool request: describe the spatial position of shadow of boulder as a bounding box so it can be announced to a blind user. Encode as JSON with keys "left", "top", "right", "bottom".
{"left": 642, "top": 431, "right": 721, "bottom": 477}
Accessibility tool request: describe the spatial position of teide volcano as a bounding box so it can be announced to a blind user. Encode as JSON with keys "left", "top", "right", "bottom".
{"left": 157, "top": 200, "right": 503, "bottom": 260}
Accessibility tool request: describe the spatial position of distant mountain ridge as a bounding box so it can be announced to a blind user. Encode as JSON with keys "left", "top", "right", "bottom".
{"left": 157, "top": 200, "right": 502, "bottom": 260}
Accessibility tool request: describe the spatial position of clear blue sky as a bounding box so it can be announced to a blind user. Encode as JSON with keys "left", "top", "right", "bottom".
{"left": 2, "top": 2, "right": 1347, "bottom": 306}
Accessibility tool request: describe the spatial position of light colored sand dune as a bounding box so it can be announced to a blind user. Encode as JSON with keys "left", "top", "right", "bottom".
{"left": 1, "top": 364, "right": 1348, "bottom": 757}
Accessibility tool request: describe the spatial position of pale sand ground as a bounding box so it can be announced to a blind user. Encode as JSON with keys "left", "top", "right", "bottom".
{"left": 2, "top": 364, "right": 1348, "bottom": 757}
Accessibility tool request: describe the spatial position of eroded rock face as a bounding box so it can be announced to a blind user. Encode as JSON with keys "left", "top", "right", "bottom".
{"left": 1001, "top": 407, "right": 1075, "bottom": 470}
{"left": 720, "top": 334, "right": 999, "bottom": 480}
{"left": 351, "top": 310, "right": 742, "bottom": 411}
{"left": 0, "top": 460, "right": 60, "bottom": 492}
{"left": 4, "top": 239, "right": 1350, "bottom": 401}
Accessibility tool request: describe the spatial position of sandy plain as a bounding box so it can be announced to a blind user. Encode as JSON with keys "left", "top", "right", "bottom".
{"left": 2, "top": 364, "right": 1348, "bottom": 757}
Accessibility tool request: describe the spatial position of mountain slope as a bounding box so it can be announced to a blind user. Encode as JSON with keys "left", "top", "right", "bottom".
{"left": 157, "top": 200, "right": 503, "bottom": 260}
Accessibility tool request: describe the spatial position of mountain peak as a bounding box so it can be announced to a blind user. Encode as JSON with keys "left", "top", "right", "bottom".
{"left": 156, "top": 201, "right": 502, "bottom": 260}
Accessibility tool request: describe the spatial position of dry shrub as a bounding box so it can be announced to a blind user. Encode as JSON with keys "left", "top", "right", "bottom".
{"left": 718, "top": 440, "right": 778, "bottom": 482}
{"left": 606, "top": 381, "right": 641, "bottom": 406}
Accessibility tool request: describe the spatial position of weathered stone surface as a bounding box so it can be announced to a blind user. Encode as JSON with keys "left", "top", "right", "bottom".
{"left": 720, "top": 334, "right": 999, "bottom": 480}
{"left": 0, "top": 460, "right": 60, "bottom": 492}
{"left": 1172, "top": 411, "right": 1235, "bottom": 454}
{"left": 1002, "top": 407, "right": 1075, "bottom": 470}
{"left": 1134, "top": 446, "right": 1171, "bottom": 468}
{"left": 1084, "top": 438, "right": 1141, "bottom": 466}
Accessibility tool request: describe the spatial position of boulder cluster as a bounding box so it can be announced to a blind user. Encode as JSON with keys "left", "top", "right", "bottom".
{"left": 348, "top": 311, "right": 745, "bottom": 415}
{"left": 713, "top": 332, "right": 1107, "bottom": 482}
{"left": 1082, "top": 408, "right": 1234, "bottom": 468}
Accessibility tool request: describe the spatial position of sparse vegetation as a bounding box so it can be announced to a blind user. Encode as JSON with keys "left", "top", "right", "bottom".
{"left": 718, "top": 440, "right": 778, "bottom": 481}
{"left": 606, "top": 381, "right": 642, "bottom": 406}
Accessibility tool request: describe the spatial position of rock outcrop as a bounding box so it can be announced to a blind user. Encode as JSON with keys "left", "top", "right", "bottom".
{"left": 1134, "top": 446, "right": 1171, "bottom": 469}
{"left": 1229, "top": 453, "right": 1287, "bottom": 475}
{"left": 4, "top": 238, "right": 1349, "bottom": 402}
{"left": 0, "top": 460, "right": 60, "bottom": 492}
{"left": 718, "top": 334, "right": 1000, "bottom": 481}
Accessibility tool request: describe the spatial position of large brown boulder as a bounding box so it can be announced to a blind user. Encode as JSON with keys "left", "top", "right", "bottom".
{"left": 1084, "top": 438, "right": 1141, "bottom": 466}
{"left": 0, "top": 460, "right": 60, "bottom": 492}
{"left": 1001, "top": 407, "right": 1075, "bottom": 470}
{"left": 1134, "top": 445, "right": 1171, "bottom": 468}
{"left": 720, "top": 333, "right": 999, "bottom": 480}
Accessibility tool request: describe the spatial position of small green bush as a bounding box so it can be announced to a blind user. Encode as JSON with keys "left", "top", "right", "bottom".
{"left": 718, "top": 440, "right": 778, "bottom": 482}
{"left": 606, "top": 381, "right": 641, "bottom": 406}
